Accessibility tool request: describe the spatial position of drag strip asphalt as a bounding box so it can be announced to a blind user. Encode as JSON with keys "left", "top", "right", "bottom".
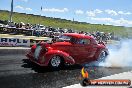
{"left": 0, "top": 53, "right": 132, "bottom": 88}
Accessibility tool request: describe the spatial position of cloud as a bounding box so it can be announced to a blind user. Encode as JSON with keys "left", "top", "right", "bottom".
{"left": 75, "top": 10, "right": 84, "bottom": 15}
{"left": 86, "top": 11, "right": 96, "bottom": 17}
{"left": 86, "top": 9, "right": 132, "bottom": 16}
{"left": 25, "top": 8, "right": 32, "bottom": 11}
{"left": 86, "top": 9, "right": 103, "bottom": 17}
{"left": 42, "top": 8, "right": 69, "bottom": 13}
{"left": 90, "top": 17, "right": 114, "bottom": 22}
{"left": 15, "top": 5, "right": 32, "bottom": 11}
{"left": 94, "top": 9, "right": 103, "bottom": 14}
{"left": 18, "top": 0, "right": 28, "bottom": 2}
{"left": 15, "top": 5, "right": 24, "bottom": 10}
{"left": 105, "top": 9, "right": 131, "bottom": 16}
{"left": 113, "top": 18, "right": 132, "bottom": 26}
{"left": 89, "top": 17, "right": 132, "bottom": 26}
{"left": 105, "top": 9, "right": 118, "bottom": 16}
{"left": 118, "top": 11, "right": 132, "bottom": 15}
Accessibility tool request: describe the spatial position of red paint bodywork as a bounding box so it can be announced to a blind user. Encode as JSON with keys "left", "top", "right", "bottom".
{"left": 26, "top": 33, "right": 109, "bottom": 66}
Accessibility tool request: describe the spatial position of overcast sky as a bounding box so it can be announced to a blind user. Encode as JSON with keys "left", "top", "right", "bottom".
{"left": 0, "top": 0, "right": 132, "bottom": 27}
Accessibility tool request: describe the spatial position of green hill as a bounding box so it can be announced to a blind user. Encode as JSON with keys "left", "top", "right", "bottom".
{"left": 0, "top": 10, "right": 132, "bottom": 37}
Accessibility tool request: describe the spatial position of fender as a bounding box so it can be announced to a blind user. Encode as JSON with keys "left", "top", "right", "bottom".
{"left": 43, "top": 50, "right": 75, "bottom": 66}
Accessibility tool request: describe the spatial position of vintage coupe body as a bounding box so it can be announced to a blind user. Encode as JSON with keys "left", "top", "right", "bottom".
{"left": 26, "top": 33, "right": 109, "bottom": 68}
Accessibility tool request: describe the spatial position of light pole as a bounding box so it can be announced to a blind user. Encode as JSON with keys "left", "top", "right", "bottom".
{"left": 39, "top": 6, "right": 42, "bottom": 25}
{"left": 9, "top": 0, "right": 13, "bottom": 22}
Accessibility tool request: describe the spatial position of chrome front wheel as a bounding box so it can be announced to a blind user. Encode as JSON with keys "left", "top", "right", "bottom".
{"left": 50, "top": 56, "right": 62, "bottom": 68}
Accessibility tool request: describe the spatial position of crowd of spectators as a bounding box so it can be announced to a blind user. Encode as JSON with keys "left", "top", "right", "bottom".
{"left": 0, "top": 21, "right": 115, "bottom": 43}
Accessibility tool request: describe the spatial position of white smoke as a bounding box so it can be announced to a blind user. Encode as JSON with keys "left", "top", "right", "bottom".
{"left": 99, "top": 39, "right": 132, "bottom": 67}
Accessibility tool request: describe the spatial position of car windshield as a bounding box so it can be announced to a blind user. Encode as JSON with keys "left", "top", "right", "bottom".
{"left": 59, "top": 35, "right": 71, "bottom": 41}
{"left": 57, "top": 35, "right": 77, "bottom": 43}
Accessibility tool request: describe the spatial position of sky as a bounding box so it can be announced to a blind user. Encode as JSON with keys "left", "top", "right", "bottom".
{"left": 0, "top": 0, "right": 132, "bottom": 27}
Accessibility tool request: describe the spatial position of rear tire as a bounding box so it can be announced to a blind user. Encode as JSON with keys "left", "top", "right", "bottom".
{"left": 98, "top": 51, "right": 107, "bottom": 62}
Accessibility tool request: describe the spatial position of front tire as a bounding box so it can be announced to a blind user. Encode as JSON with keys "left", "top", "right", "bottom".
{"left": 49, "top": 55, "right": 63, "bottom": 69}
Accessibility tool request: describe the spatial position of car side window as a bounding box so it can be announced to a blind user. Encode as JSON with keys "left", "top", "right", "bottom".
{"left": 77, "top": 39, "right": 90, "bottom": 45}
{"left": 70, "top": 37, "right": 76, "bottom": 43}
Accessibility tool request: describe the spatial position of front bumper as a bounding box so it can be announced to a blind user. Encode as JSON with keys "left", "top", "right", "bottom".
{"left": 26, "top": 52, "right": 47, "bottom": 66}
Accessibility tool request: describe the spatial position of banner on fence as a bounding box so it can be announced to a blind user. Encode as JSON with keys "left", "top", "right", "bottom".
{"left": 0, "top": 38, "right": 30, "bottom": 47}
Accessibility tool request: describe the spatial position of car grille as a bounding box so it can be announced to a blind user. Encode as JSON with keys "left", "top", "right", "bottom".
{"left": 34, "top": 45, "right": 42, "bottom": 60}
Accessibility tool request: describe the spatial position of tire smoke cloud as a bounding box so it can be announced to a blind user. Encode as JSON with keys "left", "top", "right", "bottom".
{"left": 99, "top": 39, "right": 132, "bottom": 67}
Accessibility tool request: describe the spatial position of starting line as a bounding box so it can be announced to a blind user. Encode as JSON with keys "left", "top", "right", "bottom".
{"left": 63, "top": 70, "right": 132, "bottom": 88}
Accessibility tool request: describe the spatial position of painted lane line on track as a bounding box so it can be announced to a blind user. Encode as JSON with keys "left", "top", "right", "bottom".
{"left": 63, "top": 70, "right": 132, "bottom": 88}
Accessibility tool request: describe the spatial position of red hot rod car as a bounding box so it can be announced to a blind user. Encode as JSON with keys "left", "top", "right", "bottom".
{"left": 26, "top": 33, "right": 109, "bottom": 68}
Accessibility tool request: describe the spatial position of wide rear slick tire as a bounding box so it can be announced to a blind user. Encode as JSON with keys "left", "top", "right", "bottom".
{"left": 98, "top": 51, "right": 107, "bottom": 62}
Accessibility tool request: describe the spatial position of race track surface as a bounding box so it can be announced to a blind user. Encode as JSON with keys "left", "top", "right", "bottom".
{"left": 0, "top": 54, "right": 132, "bottom": 88}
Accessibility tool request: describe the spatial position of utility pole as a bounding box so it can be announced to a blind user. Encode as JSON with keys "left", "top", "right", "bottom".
{"left": 9, "top": 0, "right": 13, "bottom": 22}
{"left": 39, "top": 6, "right": 42, "bottom": 25}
